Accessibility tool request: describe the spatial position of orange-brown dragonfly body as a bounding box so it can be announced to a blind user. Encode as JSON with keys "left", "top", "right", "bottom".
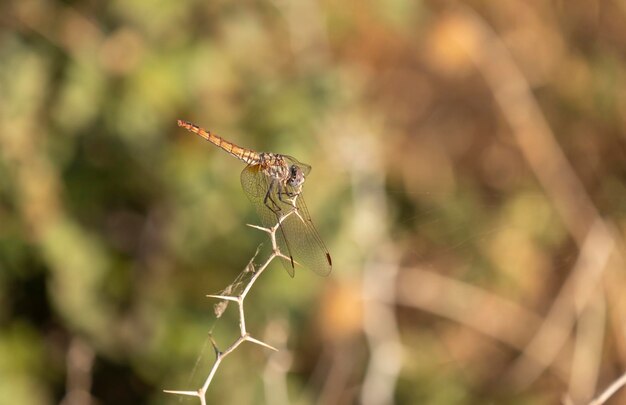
{"left": 178, "top": 120, "right": 332, "bottom": 277}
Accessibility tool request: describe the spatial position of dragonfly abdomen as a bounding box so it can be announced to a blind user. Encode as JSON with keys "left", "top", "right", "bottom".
{"left": 177, "top": 120, "right": 260, "bottom": 165}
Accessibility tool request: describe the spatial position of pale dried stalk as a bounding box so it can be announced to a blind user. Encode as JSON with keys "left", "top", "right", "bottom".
{"left": 450, "top": 6, "right": 623, "bottom": 392}
{"left": 588, "top": 371, "right": 626, "bottom": 405}
{"left": 262, "top": 318, "right": 292, "bottom": 405}
{"left": 164, "top": 204, "right": 300, "bottom": 404}
{"left": 59, "top": 338, "right": 96, "bottom": 405}
{"left": 397, "top": 268, "right": 543, "bottom": 351}
{"left": 569, "top": 288, "right": 606, "bottom": 403}
{"left": 341, "top": 128, "right": 402, "bottom": 405}
{"left": 505, "top": 220, "right": 614, "bottom": 387}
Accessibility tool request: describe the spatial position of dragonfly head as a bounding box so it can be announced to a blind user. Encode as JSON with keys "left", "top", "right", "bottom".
{"left": 287, "top": 164, "right": 306, "bottom": 188}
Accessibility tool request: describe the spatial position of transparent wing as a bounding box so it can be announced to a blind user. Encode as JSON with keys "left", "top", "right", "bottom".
{"left": 240, "top": 164, "right": 296, "bottom": 277}
{"left": 283, "top": 155, "right": 311, "bottom": 176}
{"left": 281, "top": 156, "right": 331, "bottom": 276}
{"left": 281, "top": 189, "right": 332, "bottom": 276}
{"left": 240, "top": 164, "right": 332, "bottom": 277}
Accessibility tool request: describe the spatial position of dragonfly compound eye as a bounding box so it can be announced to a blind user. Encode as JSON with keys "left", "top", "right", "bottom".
{"left": 288, "top": 165, "right": 305, "bottom": 187}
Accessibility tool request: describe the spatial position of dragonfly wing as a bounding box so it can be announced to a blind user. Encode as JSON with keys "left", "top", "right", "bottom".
{"left": 240, "top": 165, "right": 296, "bottom": 277}
{"left": 281, "top": 157, "right": 331, "bottom": 276}
{"left": 280, "top": 189, "right": 332, "bottom": 276}
{"left": 240, "top": 164, "right": 332, "bottom": 277}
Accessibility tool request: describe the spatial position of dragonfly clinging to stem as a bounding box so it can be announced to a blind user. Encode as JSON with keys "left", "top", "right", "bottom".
{"left": 178, "top": 120, "right": 332, "bottom": 277}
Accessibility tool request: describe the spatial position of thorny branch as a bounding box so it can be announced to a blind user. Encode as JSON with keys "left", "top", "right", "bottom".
{"left": 163, "top": 198, "right": 300, "bottom": 405}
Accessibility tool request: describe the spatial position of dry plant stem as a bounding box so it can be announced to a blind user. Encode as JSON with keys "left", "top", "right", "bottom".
{"left": 452, "top": 6, "right": 600, "bottom": 244}
{"left": 451, "top": 6, "right": 624, "bottom": 389}
{"left": 317, "top": 345, "right": 359, "bottom": 405}
{"left": 59, "top": 338, "right": 96, "bottom": 405}
{"left": 504, "top": 220, "right": 614, "bottom": 387}
{"left": 262, "top": 319, "right": 292, "bottom": 405}
{"left": 569, "top": 289, "right": 606, "bottom": 403}
{"left": 397, "top": 266, "right": 571, "bottom": 382}
{"left": 342, "top": 130, "right": 402, "bottom": 405}
{"left": 164, "top": 208, "right": 299, "bottom": 404}
{"left": 589, "top": 372, "right": 626, "bottom": 405}
{"left": 397, "top": 268, "right": 541, "bottom": 350}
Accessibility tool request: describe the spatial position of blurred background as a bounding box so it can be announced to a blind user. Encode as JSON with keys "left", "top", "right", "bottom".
{"left": 2, "top": 0, "right": 626, "bottom": 404}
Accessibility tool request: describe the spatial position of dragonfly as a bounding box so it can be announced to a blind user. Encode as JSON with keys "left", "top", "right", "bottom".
{"left": 178, "top": 120, "right": 332, "bottom": 277}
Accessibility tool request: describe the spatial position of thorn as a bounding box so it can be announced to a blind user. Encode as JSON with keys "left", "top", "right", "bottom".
{"left": 163, "top": 389, "right": 201, "bottom": 397}
{"left": 206, "top": 294, "right": 239, "bottom": 302}
{"left": 280, "top": 255, "right": 302, "bottom": 267}
{"left": 245, "top": 335, "right": 279, "bottom": 352}
{"left": 246, "top": 223, "right": 270, "bottom": 233}
{"left": 294, "top": 210, "right": 305, "bottom": 222}
{"left": 208, "top": 334, "right": 221, "bottom": 354}
{"left": 277, "top": 252, "right": 292, "bottom": 262}
{"left": 276, "top": 253, "right": 301, "bottom": 268}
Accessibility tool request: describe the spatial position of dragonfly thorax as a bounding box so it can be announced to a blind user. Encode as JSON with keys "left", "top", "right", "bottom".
{"left": 259, "top": 153, "right": 291, "bottom": 182}
{"left": 259, "top": 152, "right": 306, "bottom": 190}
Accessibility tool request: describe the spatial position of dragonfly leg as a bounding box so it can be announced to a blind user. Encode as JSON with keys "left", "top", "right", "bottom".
{"left": 277, "top": 183, "right": 299, "bottom": 210}
{"left": 279, "top": 184, "right": 300, "bottom": 199}
{"left": 264, "top": 180, "right": 296, "bottom": 270}
{"left": 263, "top": 180, "right": 282, "bottom": 214}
